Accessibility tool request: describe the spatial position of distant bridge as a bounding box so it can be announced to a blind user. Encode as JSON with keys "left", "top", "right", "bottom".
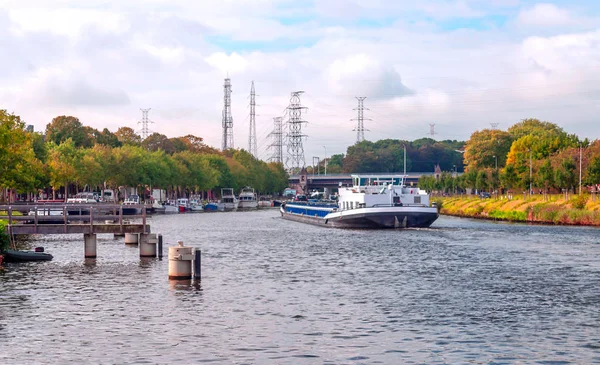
{"left": 288, "top": 172, "right": 438, "bottom": 193}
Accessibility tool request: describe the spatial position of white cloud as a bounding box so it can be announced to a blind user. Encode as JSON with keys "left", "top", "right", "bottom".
{"left": 1, "top": 0, "right": 600, "bottom": 161}
{"left": 516, "top": 3, "right": 573, "bottom": 27}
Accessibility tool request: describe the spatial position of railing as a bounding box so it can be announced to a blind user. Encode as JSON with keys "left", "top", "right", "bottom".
{"left": 0, "top": 204, "right": 148, "bottom": 235}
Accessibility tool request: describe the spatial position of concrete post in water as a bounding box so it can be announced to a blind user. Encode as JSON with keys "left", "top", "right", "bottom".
{"left": 139, "top": 233, "right": 157, "bottom": 258}
{"left": 125, "top": 233, "right": 138, "bottom": 245}
{"left": 168, "top": 241, "right": 194, "bottom": 280}
{"left": 194, "top": 248, "right": 201, "bottom": 280}
{"left": 84, "top": 233, "right": 97, "bottom": 258}
{"left": 158, "top": 234, "right": 163, "bottom": 259}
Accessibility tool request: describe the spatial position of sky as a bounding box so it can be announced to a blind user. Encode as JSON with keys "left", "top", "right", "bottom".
{"left": 1, "top": 0, "right": 600, "bottom": 163}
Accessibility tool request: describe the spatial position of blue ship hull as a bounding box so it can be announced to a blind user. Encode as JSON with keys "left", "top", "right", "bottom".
{"left": 281, "top": 202, "right": 438, "bottom": 229}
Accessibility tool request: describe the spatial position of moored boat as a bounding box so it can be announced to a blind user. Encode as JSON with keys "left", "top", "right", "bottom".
{"left": 3, "top": 249, "right": 53, "bottom": 262}
{"left": 280, "top": 174, "right": 439, "bottom": 229}
{"left": 238, "top": 187, "right": 258, "bottom": 210}
{"left": 122, "top": 195, "right": 142, "bottom": 215}
{"left": 203, "top": 202, "right": 222, "bottom": 212}
{"left": 189, "top": 199, "right": 204, "bottom": 212}
{"left": 219, "top": 188, "right": 239, "bottom": 211}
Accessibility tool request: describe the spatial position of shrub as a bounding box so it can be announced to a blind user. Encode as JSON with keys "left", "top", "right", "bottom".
{"left": 0, "top": 221, "right": 9, "bottom": 252}
{"left": 571, "top": 194, "right": 589, "bottom": 210}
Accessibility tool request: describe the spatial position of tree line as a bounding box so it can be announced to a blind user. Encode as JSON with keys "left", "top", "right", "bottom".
{"left": 419, "top": 119, "right": 600, "bottom": 194}
{"left": 0, "top": 112, "right": 288, "bottom": 202}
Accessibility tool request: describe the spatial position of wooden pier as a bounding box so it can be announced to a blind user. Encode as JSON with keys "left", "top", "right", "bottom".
{"left": 0, "top": 203, "right": 150, "bottom": 235}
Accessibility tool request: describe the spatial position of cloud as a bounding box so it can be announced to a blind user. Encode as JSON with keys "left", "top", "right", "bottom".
{"left": 516, "top": 3, "right": 573, "bottom": 27}
{"left": 33, "top": 74, "right": 131, "bottom": 107}
{"left": 326, "top": 54, "right": 413, "bottom": 99}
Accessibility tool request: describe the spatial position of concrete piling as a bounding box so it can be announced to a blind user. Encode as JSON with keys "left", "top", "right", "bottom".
{"left": 124, "top": 233, "right": 138, "bottom": 245}
{"left": 84, "top": 233, "right": 97, "bottom": 258}
{"left": 168, "top": 241, "right": 194, "bottom": 280}
{"left": 139, "top": 233, "right": 157, "bottom": 257}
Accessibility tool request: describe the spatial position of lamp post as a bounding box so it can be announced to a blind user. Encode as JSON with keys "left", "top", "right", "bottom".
{"left": 493, "top": 155, "right": 498, "bottom": 195}
{"left": 453, "top": 164, "right": 457, "bottom": 195}
{"left": 323, "top": 146, "right": 327, "bottom": 176}
{"left": 579, "top": 144, "right": 582, "bottom": 195}
{"left": 529, "top": 149, "right": 533, "bottom": 196}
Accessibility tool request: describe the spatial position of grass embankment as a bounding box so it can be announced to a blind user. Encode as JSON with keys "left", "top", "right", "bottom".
{"left": 437, "top": 194, "right": 600, "bottom": 226}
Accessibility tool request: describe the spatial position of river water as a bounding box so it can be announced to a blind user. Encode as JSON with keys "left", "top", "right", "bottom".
{"left": 1, "top": 210, "right": 599, "bottom": 364}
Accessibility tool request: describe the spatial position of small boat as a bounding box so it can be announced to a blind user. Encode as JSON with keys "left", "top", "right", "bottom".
{"left": 189, "top": 199, "right": 204, "bottom": 212}
{"left": 238, "top": 187, "right": 258, "bottom": 210}
{"left": 122, "top": 195, "right": 142, "bottom": 215}
{"left": 177, "top": 198, "right": 190, "bottom": 213}
{"left": 203, "top": 202, "right": 222, "bottom": 212}
{"left": 219, "top": 188, "right": 239, "bottom": 211}
{"left": 3, "top": 248, "right": 53, "bottom": 262}
{"left": 280, "top": 174, "right": 439, "bottom": 229}
{"left": 152, "top": 200, "right": 166, "bottom": 214}
{"left": 164, "top": 203, "right": 179, "bottom": 214}
{"left": 27, "top": 207, "right": 66, "bottom": 224}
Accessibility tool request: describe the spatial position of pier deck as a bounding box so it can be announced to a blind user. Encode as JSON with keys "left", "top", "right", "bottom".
{"left": 0, "top": 204, "right": 150, "bottom": 235}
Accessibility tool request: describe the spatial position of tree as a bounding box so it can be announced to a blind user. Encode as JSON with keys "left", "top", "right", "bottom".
{"left": 584, "top": 157, "right": 600, "bottom": 186}
{"left": 475, "top": 170, "right": 488, "bottom": 192}
{"left": 94, "top": 128, "right": 122, "bottom": 148}
{"left": 0, "top": 110, "right": 43, "bottom": 198}
{"left": 47, "top": 139, "right": 81, "bottom": 200}
{"left": 45, "top": 115, "right": 94, "bottom": 148}
{"left": 143, "top": 133, "right": 175, "bottom": 154}
{"left": 463, "top": 129, "right": 512, "bottom": 172}
{"left": 115, "top": 127, "right": 141, "bottom": 146}
{"left": 555, "top": 158, "right": 576, "bottom": 193}
{"left": 537, "top": 159, "right": 554, "bottom": 193}
{"left": 500, "top": 165, "right": 520, "bottom": 191}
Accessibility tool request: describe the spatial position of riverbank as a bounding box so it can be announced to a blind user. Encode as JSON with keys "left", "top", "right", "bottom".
{"left": 437, "top": 194, "right": 600, "bottom": 226}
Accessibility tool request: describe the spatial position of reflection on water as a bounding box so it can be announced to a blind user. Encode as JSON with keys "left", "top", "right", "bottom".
{"left": 1, "top": 211, "right": 599, "bottom": 364}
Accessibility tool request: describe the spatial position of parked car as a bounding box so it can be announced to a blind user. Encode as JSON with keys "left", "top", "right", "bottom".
{"left": 479, "top": 192, "right": 491, "bottom": 198}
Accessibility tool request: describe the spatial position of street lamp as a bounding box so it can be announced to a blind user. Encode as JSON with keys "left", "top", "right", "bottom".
{"left": 529, "top": 149, "right": 533, "bottom": 196}
{"left": 453, "top": 164, "right": 457, "bottom": 195}
{"left": 323, "top": 146, "right": 328, "bottom": 175}
{"left": 493, "top": 155, "right": 498, "bottom": 196}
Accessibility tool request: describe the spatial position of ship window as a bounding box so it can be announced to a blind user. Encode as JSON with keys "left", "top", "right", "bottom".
{"left": 414, "top": 196, "right": 421, "bottom": 204}
{"left": 393, "top": 196, "right": 400, "bottom": 203}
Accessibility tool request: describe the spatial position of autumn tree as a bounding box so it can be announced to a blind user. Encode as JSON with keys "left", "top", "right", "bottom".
{"left": 115, "top": 127, "right": 141, "bottom": 146}
{"left": 47, "top": 139, "right": 81, "bottom": 200}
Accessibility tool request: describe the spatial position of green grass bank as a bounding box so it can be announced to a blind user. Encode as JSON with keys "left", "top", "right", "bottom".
{"left": 436, "top": 194, "right": 600, "bottom": 226}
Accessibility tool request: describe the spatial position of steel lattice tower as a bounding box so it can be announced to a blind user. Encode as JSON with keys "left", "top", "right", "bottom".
{"left": 490, "top": 123, "right": 499, "bottom": 130}
{"left": 138, "top": 108, "right": 153, "bottom": 140}
{"left": 351, "top": 96, "right": 370, "bottom": 143}
{"left": 285, "top": 91, "right": 307, "bottom": 173}
{"left": 268, "top": 117, "right": 283, "bottom": 163}
{"left": 222, "top": 78, "right": 234, "bottom": 151}
{"left": 429, "top": 123, "right": 436, "bottom": 138}
{"left": 248, "top": 81, "right": 258, "bottom": 157}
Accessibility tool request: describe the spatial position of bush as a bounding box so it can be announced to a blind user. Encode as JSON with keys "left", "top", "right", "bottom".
{"left": 571, "top": 195, "right": 589, "bottom": 210}
{"left": 0, "top": 221, "right": 9, "bottom": 252}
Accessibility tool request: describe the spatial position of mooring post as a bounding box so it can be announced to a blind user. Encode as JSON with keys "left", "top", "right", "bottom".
{"left": 158, "top": 234, "right": 163, "bottom": 259}
{"left": 139, "top": 233, "right": 157, "bottom": 258}
{"left": 194, "top": 248, "right": 201, "bottom": 281}
{"left": 168, "top": 241, "right": 194, "bottom": 280}
{"left": 84, "top": 233, "right": 97, "bottom": 258}
{"left": 125, "top": 233, "right": 138, "bottom": 245}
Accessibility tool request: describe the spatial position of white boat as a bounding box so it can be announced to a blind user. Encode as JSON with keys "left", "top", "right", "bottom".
{"left": 177, "top": 198, "right": 190, "bottom": 212}
{"left": 189, "top": 199, "right": 204, "bottom": 212}
{"left": 280, "top": 174, "right": 439, "bottom": 229}
{"left": 237, "top": 187, "right": 258, "bottom": 210}
{"left": 122, "top": 195, "right": 142, "bottom": 215}
{"left": 219, "top": 188, "right": 239, "bottom": 211}
{"left": 164, "top": 203, "right": 179, "bottom": 214}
